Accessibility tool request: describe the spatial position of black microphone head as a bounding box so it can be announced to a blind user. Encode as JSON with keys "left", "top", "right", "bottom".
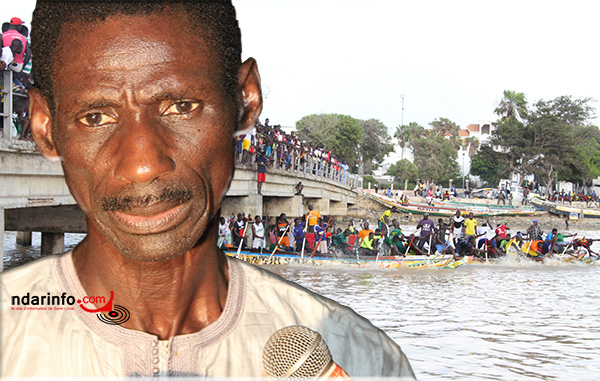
{"left": 263, "top": 325, "right": 332, "bottom": 379}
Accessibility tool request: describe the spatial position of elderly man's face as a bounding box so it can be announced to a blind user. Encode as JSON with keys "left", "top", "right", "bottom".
{"left": 32, "top": 12, "right": 260, "bottom": 261}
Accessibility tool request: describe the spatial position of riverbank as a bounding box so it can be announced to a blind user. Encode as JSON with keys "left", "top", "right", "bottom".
{"left": 347, "top": 193, "right": 600, "bottom": 232}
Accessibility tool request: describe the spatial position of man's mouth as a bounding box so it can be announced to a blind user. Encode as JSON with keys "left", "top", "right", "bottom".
{"left": 109, "top": 202, "right": 191, "bottom": 234}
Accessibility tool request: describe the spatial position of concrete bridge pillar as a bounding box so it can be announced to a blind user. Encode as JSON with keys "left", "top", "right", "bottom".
{"left": 16, "top": 231, "right": 32, "bottom": 246}
{"left": 305, "top": 198, "right": 330, "bottom": 216}
{"left": 264, "top": 195, "right": 303, "bottom": 219}
{"left": 41, "top": 233, "right": 65, "bottom": 256}
{"left": 330, "top": 194, "right": 348, "bottom": 216}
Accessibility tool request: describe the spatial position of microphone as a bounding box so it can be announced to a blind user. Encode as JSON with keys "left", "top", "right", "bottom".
{"left": 263, "top": 325, "right": 351, "bottom": 379}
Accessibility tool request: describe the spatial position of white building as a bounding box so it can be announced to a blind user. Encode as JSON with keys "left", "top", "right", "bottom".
{"left": 457, "top": 121, "right": 495, "bottom": 177}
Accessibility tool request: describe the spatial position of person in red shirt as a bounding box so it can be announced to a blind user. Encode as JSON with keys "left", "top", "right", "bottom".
{"left": 495, "top": 222, "right": 509, "bottom": 239}
{"left": 1, "top": 17, "right": 31, "bottom": 73}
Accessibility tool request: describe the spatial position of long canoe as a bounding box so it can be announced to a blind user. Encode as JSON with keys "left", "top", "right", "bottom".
{"left": 366, "top": 192, "right": 537, "bottom": 217}
{"left": 529, "top": 197, "right": 600, "bottom": 219}
{"left": 437, "top": 200, "right": 537, "bottom": 212}
{"left": 223, "top": 248, "right": 473, "bottom": 269}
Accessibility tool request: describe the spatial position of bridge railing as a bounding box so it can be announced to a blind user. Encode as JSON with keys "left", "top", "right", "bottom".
{"left": 266, "top": 143, "right": 357, "bottom": 188}
{"left": 1, "top": 70, "right": 29, "bottom": 142}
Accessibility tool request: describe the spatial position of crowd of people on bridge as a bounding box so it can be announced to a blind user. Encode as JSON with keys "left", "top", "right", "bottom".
{"left": 1, "top": 17, "right": 32, "bottom": 141}
{"left": 236, "top": 118, "right": 352, "bottom": 186}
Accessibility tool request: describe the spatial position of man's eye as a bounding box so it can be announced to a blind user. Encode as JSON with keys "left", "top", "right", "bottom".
{"left": 163, "top": 101, "right": 201, "bottom": 116}
{"left": 78, "top": 113, "right": 116, "bottom": 127}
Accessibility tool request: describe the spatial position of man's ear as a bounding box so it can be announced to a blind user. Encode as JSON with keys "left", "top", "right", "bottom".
{"left": 28, "top": 88, "right": 60, "bottom": 161}
{"left": 236, "top": 58, "right": 263, "bottom": 135}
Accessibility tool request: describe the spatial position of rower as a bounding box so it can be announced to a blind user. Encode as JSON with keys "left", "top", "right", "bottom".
{"left": 544, "top": 228, "right": 576, "bottom": 253}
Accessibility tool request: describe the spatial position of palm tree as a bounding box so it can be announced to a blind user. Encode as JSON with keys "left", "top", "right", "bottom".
{"left": 495, "top": 90, "right": 527, "bottom": 121}
{"left": 394, "top": 122, "right": 425, "bottom": 160}
{"left": 464, "top": 137, "right": 480, "bottom": 160}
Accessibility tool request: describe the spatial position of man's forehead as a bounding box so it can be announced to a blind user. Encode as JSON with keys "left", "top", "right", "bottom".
{"left": 51, "top": 12, "right": 223, "bottom": 101}
{"left": 55, "top": 12, "right": 212, "bottom": 68}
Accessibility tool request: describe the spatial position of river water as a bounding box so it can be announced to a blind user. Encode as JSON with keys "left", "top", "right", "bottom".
{"left": 3, "top": 228, "right": 600, "bottom": 380}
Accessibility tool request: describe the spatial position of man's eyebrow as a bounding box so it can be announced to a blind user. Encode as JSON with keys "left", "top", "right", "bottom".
{"left": 75, "top": 98, "right": 122, "bottom": 110}
{"left": 146, "top": 86, "right": 211, "bottom": 103}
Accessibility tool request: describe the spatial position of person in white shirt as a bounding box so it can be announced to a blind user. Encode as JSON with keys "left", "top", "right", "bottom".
{"left": 251, "top": 215, "right": 266, "bottom": 249}
{"left": 218, "top": 216, "right": 231, "bottom": 248}
{"left": 450, "top": 210, "right": 465, "bottom": 245}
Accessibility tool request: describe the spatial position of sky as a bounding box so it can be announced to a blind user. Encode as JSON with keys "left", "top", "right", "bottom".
{"left": 4, "top": 0, "right": 600, "bottom": 135}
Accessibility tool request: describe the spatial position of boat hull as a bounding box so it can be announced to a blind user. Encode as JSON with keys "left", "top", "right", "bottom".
{"left": 366, "top": 192, "right": 537, "bottom": 217}
{"left": 224, "top": 249, "right": 472, "bottom": 269}
{"left": 529, "top": 197, "right": 600, "bottom": 219}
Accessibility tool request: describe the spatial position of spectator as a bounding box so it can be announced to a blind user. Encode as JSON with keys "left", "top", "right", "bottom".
{"left": 241, "top": 127, "right": 254, "bottom": 165}
{"left": 497, "top": 188, "right": 506, "bottom": 205}
{"left": 1, "top": 17, "right": 31, "bottom": 73}
{"left": 295, "top": 181, "right": 303, "bottom": 195}
{"left": 255, "top": 151, "right": 267, "bottom": 195}
{"left": 0, "top": 39, "right": 23, "bottom": 71}
{"left": 14, "top": 97, "right": 30, "bottom": 140}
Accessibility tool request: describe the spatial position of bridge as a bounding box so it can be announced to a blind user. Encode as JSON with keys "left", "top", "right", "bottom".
{"left": 1, "top": 135, "right": 358, "bottom": 271}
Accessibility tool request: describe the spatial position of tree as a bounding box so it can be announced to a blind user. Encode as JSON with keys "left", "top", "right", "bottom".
{"left": 495, "top": 90, "right": 528, "bottom": 121}
{"left": 430, "top": 117, "right": 461, "bottom": 150}
{"left": 412, "top": 134, "right": 459, "bottom": 185}
{"left": 393, "top": 118, "right": 461, "bottom": 185}
{"left": 394, "top": 122, "right": 426, "bottom": 160}
{"left": 490, "top": 93, "right": 597, "bottom": 191}
{"left": 358, "top": 119, "right": 394, "bottom": 174}
{"left": 578, "top": 125, "right": 600, "bottom": 186}
{"left": 296, "top": 114, "right": 364, "bottom": 169}
{"left": 470, "top": 145, "right": 507, "bottom": 185}
{"left": 464, "top": 136, "right": 480, "bottom": 161}
{"left": 386, "top": 159, "right": 419, "bottom": 190}
{"left": 526, "top": 96, "right": 593, "bottom": 193}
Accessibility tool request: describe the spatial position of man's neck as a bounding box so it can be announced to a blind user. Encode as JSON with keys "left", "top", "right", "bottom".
{"left": 72, "top": 223, "right": 229, "bottom": 340}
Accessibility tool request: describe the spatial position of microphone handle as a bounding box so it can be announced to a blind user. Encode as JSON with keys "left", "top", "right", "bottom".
{"left": 321, "top": 361, "right": 352, "bottom": 379}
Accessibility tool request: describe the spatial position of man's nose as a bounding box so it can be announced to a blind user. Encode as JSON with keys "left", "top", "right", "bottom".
{"left": 114, "top": 115, "right": 175, "bottom": 186}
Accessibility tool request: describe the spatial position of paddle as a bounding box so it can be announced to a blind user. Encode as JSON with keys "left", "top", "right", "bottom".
{"left": 547, "top": 233, "right": 559, "bottom": 258}
{"left": 484, "top": 237, "right": 488, "bottom": 262}
{"left": 404, "top": 234, "right": 416, "bottom": 256}
{"left": 268, "top": 223, "right": 290, "bottom": 262}
{"left": 299, "top": 214, "right": 309, "bottom": 259}
{"left": 447, "top": 220, "right": 455, "bottom": 246}
{"left": 311, "top": 216, "right": 333, "bottom": 258}
{"left": 427, "top": 233, "right": 433, "bottom": 256}
{"left": 561, "top": 234, "right": 578, "bottom": 257}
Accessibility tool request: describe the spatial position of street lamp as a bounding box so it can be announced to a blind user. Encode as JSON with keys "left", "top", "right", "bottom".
{"left": 400, "top": 95, "right": 405, "bottom": 127}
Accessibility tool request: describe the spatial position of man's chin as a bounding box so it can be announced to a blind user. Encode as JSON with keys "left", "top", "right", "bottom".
{"left": 110, "top": 234, "right": 199, "bottom": 262}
